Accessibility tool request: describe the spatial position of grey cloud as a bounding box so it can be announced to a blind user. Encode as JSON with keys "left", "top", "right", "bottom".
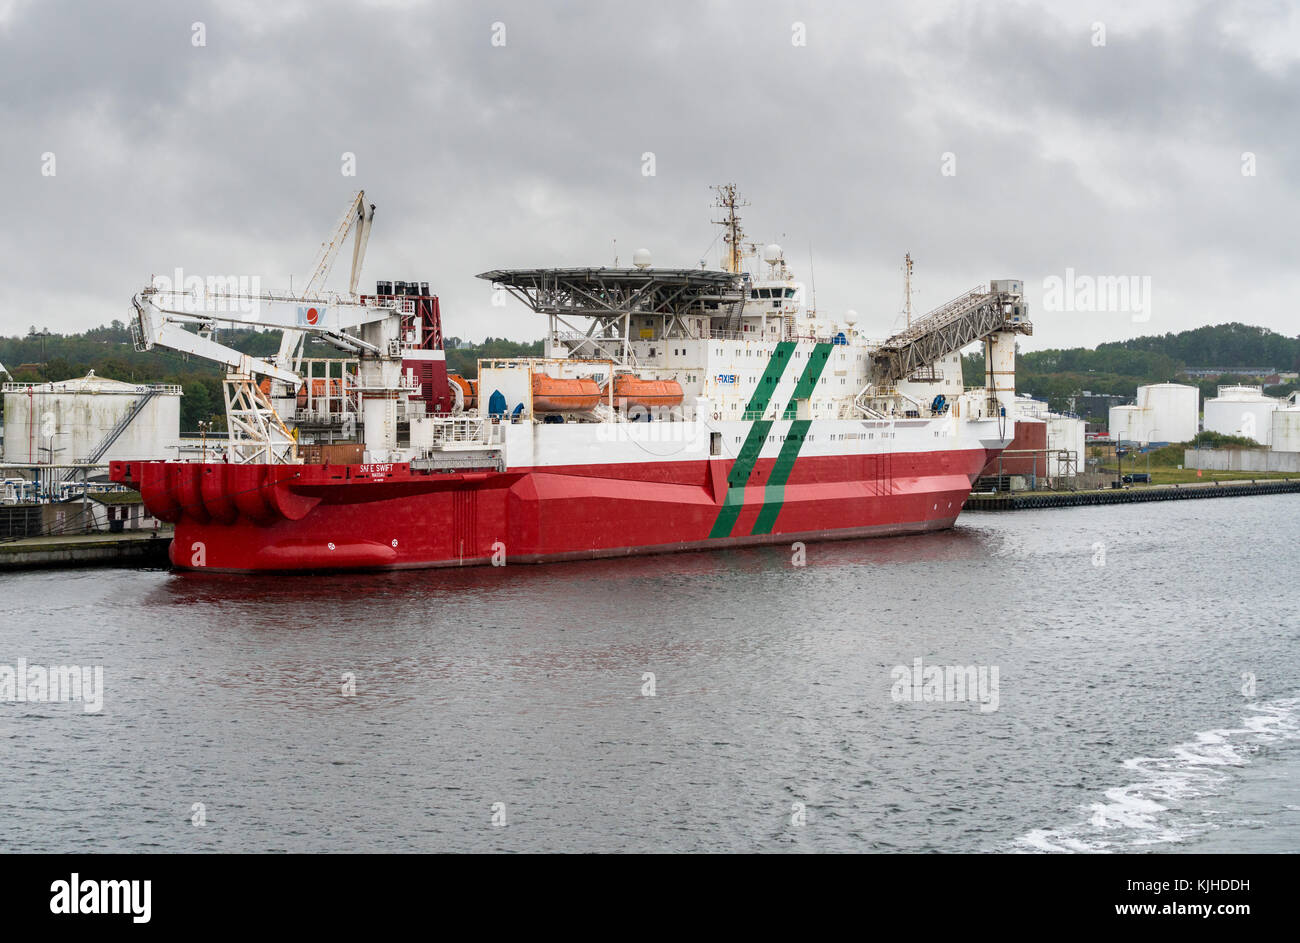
{"left": 0, "top": 0, "right": 1295, "bottom": 349}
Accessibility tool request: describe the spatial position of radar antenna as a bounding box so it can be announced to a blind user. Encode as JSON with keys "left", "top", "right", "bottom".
{"left": 710, "top": 184, "right": 750, "bottom": 275}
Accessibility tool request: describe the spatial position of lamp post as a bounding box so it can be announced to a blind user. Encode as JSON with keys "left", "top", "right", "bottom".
{"left": 27, "top": 327, "right": 51, "bottom": 362}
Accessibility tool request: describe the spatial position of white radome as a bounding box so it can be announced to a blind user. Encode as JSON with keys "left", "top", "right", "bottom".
{"left": 632, "top": 248, "right": 652, "bottom": 269}
{"left": 762, "top": 243, "right": 783, "bottom": 264}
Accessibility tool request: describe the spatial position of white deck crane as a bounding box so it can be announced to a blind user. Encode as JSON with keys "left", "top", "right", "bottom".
{"left": 129, "top": 190, "right": 409, "bottom": 465}
{"left": 277, "top": 190, "right": 376, "bottom": 376}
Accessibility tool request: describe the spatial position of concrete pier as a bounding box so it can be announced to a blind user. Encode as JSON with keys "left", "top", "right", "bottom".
{"left": 964, "top": 478, "right": 1300, "bottom": 511}
{"left": 0, "top": 530, "right": 172, "bottom": 570}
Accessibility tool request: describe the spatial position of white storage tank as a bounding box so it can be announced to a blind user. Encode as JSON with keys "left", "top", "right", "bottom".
{"left": 1272, "top": 407, "right": 1300, "bottom": 453}
{"left": 1203, "top": 385, "right": 1278, "bottom": 445}
{"left": 1045, "top": 414, "right": 1086, "bottom": 475}
{"left": 1136, "top": 382, "right": 1199, "bottom": 444}
{"left": 1108, "top": 404, "right": 1145, "bottom": 444}
{"left": 1, "top": 371, "right": 182, "bottom": 464}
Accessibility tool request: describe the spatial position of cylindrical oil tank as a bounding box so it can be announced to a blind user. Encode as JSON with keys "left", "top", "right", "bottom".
{"left": 1045, "top": 414, "right": 1086, "bottom": 475}
{"left": 1136, "top": 382, "right": 1199, "bottom": 443}
{"left": 1271, "top": 407, "right": 1300, "bottom": 453}
{"left": 1203, "top": 386, "right": 1277, "bottom": 445}
{"left": 1, "top": 371, "right": 181, "bottom": 463}
{"left": 531, "top": 374, "right": 601, "bottom": 413}
{"left": 1108, "top": 405, "right": 1144, "bottom": 444}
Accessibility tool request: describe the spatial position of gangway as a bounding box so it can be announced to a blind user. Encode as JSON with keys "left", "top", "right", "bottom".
{"left": 871, "top": 281, "right": 1031, "bottom": 385}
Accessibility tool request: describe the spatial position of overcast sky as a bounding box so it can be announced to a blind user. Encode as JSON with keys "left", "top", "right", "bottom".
{"left": 1, "top": 0, "right": 1296, "bottom": 351}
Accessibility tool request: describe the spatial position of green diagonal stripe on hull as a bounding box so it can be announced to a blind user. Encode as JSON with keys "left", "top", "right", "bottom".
{"left": 782, "top": 343, "right": 834, "bottom": 419}
{"left": 754, "top": 343, "right": 835, "bottom": 534}
{"left": 708, "top": 341, "right": 796, "bottom": 539}
{"left": 751, "top": 420, "right": 811, "bottom": 535}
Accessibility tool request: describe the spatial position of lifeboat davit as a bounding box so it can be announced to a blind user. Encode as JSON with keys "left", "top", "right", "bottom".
{"left": 448, "top": 373, "right": 477, "bottom": 408}
{"left": 531, "top": 374, "right": 601, "bottom": 413}
{"left": 607, "top": 375, "right": 684, "bottom": 410}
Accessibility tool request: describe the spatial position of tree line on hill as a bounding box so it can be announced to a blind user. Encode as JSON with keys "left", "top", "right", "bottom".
{"left": 0, "top": 322, "right": 540, "bottom": 432}
{"left": 962, "top": 322, "right": 1300, "bottom": 420}
{"left": 4, "top": 320, "right": 1294, "bottom": 432}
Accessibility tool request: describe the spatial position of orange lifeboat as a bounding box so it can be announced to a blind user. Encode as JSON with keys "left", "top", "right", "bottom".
{"left": 448, "top": 373, "right": 477, "bottom": 409}
{"left": 607, "top": 375, "right": 684, "bottom": 410}
{"left": 531, "top": 373, "right": 601, "bottom": 413}
{"left": 296, "top": 378, "right": 345, "bottom": 410}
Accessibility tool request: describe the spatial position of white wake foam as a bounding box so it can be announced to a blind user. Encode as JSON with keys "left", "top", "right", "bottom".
{"left": 1018, "top": 697, "right": 1300, "bottom": 853}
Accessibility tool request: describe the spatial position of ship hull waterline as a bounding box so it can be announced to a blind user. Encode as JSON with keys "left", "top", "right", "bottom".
{"left": 112, "top": 443, "right": 1006, "bottom": 573}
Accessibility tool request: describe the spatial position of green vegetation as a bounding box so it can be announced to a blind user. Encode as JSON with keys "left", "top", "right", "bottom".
{"left": 2, "top": 324, "right": 544, "bottom": 432}
{"left": 443, "top": 336, "right": 544, "bottom": 377}
{"left": 1139, "top": 468, "right": 1297, "bottom": 484}
{"left": 7, "top": 319, "right": 1296, "bottom": 434}
{"left": 1, "top": 321, "right": 281, "bottom": 431}
{"left": 1142, "top": 431, "right": 1260, "bottom": 466}
{"left": 962, "top": 322, "right": 1300, "bottom": 421}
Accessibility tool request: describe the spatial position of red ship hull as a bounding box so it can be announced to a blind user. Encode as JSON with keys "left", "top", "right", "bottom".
{"left": 111, "top": 445, "right": 1000, "bottom": 572}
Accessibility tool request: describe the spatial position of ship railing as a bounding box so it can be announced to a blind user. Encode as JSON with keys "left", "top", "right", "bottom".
{"left": 424, "top": 417, "right": 504, "bottom": 447}
{"left": 552, "top": 331, "right": 622, "bottom": 342}
{"left": 2, "top": 382, "right": 183, "bottom": 396}
{"left": 707, "top": 330, "right": 851, "bottom": 345}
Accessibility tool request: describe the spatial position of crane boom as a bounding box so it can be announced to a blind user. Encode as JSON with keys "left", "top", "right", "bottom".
{"left": 303, "top": 190, "right": 375, "bottom": 299}
{"left": 279, "top": 191, "right": 377, "bottom": 373}
{"left": 128, "top": 189, "right": 411, "bottom": 464}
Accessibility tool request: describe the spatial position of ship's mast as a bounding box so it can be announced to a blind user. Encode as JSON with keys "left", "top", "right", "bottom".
{"left": 710, "top": 184, "right": 749, "bottom": 274}
{"left": 904, "top": 252, "right": 914, "bottom": 328}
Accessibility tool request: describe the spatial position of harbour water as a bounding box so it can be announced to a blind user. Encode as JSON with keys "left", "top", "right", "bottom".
{"left": 1, "top": 495, "right": 1296, "bottom": 852}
